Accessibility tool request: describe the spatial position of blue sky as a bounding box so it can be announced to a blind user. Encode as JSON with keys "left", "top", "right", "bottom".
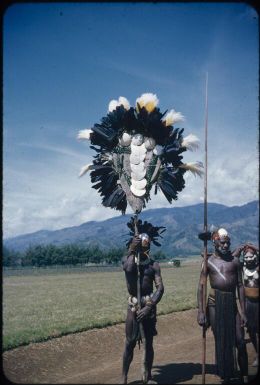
{"left": 3, "top": 2, "right": 259, "bottom": 238}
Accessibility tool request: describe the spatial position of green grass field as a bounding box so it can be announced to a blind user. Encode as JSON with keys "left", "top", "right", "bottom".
{"left": 3, "top": 259, "right": 202, "bottom": 351}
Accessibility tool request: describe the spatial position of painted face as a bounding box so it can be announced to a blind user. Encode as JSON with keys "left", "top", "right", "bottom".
{"left": 244, "top": 252, "right": 258, "bottom": 269}
{"left": 214, "top": 237, "right": 230, "bottom": 256}
{"left": 139, "top": 233, "right": 151, "bottom": 249}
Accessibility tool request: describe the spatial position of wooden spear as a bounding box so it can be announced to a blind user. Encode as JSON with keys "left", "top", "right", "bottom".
{"left": 133, "top": 214, "right": 146, "bottom": 343}
{"left": 202, "top": 72, "right": 209, "bottom": 384}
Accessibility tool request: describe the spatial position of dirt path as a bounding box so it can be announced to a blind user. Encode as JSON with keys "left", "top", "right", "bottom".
{"left": 3, "top": 309, "right": 258, "bottom": 384}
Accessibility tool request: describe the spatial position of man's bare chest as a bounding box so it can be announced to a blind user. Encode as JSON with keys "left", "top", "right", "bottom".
{"left": 208, "top": 256, "right": 237, "bottom": 276}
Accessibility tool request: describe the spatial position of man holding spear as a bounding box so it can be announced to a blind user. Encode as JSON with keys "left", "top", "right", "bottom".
{"left": 197, "top": 229, "right": 249, "bottom": 383}
{"left": 121, "top": 217, "right": 165, "bottom": 384}
{"left": 196, "top": 73, "right": 248, "bottom": 384}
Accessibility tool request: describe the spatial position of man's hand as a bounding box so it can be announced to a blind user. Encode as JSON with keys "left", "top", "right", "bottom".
{"left": 232, "top": 244, "right": 246, "bottom": 258}
{"left": 136, "top": 305, "right": 152, "bottom": 322}
{"left": 240, "top": 312, "right": 247, "bottom": 328}
{"left": 197, "top": 310, "right": 207, "bottom": 327}
{"left": 244, "top": 244, "right": 259, "bottom": 253}
{"left": 198, "top": 232, "right": 211, "bottom": 241}
{"left": 129, "top": 236, "right": 142, "bottom": 254}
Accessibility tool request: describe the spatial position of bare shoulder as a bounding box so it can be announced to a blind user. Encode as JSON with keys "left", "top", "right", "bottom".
{"left": 152, "top": 260, "right": 161, "bottom": 272}
{"left": 208, "top": 254, "right": 216, "bottom": 264}
{"left": 122, "top": 255, "right": 128, "bottom": 264}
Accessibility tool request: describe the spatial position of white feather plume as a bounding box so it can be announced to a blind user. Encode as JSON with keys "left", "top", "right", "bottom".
{"left": 181, "top": 134, "right": 200, "bottom": 151}
{"left": 118, "top": 96, "right": 130, "bottom": 110}
{"left": 108, "top": 96, "right": 130, "bottom": 112}
{"left": 78, "top": 163, "right": 94, "bottom": 178}
{"left": 108, "top": 99, "right": 119, "bottom": 112}
{"left": 162, "top": 109, "right": 185, "bottom": 126}
{"left": 136, "top": 93, "right": 159, "bottom": 113}
{"left": 77, "top": 129, "right": 93, "bottom": 140}
{"left": 179, "top": 161, "right": 204, "bottom": 177}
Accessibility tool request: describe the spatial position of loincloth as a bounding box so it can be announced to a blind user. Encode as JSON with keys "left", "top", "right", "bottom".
{"left": 127, "top": 294, "right": 157, "bottom": 340}
{"left": 208, "top": 288, "right": 237, "bottom": 379}
{"left": 245, "top": 296, "right": 259, "bottom": 334}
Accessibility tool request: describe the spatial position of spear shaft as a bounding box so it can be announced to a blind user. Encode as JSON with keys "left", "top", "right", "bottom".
{"left": 202, "top": 72, "right": 209, "bottom": 384}
{"left": 133, "top": 215, "right": 146, "bottom": 344}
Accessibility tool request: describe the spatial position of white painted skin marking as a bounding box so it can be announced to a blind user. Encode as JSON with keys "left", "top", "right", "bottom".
{"left": 208, "top": 259, "right": 227, "bottom": 282}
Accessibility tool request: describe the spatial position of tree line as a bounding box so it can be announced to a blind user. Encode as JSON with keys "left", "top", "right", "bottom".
{"left": 3, "top": 244, "right": 167, "bottom": 268}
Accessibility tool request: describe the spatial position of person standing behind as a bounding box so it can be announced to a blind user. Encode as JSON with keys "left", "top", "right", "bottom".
{"left": 197, "top": 228, "right": 248, "bottom": 384}
{"left": 242, "top": 245, "right": 259, "bottom": 367}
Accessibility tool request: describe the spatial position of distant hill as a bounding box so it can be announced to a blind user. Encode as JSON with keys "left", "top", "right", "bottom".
{"left": 4, "top": 201, "right": 259, "bottom": 256}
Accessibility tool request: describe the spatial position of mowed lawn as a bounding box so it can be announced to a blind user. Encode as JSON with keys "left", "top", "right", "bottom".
{"left": 3, "top": 260, "right": 202, "bottom": 351}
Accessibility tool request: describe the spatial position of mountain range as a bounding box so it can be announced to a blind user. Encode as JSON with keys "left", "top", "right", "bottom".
{"left": 4, "top": 201, "right": 259, "bottom": 256}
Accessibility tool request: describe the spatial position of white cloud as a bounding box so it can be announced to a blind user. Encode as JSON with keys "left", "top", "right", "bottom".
{"left": 18, "top": 141, "right": 88, "bottom": 163}
{"left": 3, "top": 119, "right": 258, "bottom": 239}
{"left": 207, "top": 152, "right": 258, "bottom": 205}
{"left": 105, "top": 59, "right": 177, "bottom": 88}
{"left": 3, "top": 193, "right": 120, "bottom": 239}
{"left": 3, "top": 145, "right": 258, "bottom": 239}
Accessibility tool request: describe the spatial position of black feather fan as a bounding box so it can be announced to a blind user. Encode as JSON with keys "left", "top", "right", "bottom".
{"left": 125, "top": 217, "right": 166, "bottom": 248}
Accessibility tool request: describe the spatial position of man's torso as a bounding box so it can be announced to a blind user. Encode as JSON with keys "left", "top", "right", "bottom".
{"left": 208, "top": 253, "right": 239, "bottom": 291}
{"left": 126, "top": 257, "right": 156, "bottom": 297}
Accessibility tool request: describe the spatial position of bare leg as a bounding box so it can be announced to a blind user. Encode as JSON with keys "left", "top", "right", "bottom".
{"left": 248, "top": 329, "right": 257, "bottom": 352}
{"left": 250, "top": 332, "right": 258, "bottom": 366}
{"left": 122, "top": 339, "right": 136, "bottom": 384}
{"left": 145, "top": 337, "right": 154, "bottom": 382}
{"left": 235, "top": 312, "right": 248, "bottom": 382}
{"left": 122, "top": 308, "right": 137, "bottom": 384}
{"left": 142, "top": 318, "right": 155, "bottom": 384}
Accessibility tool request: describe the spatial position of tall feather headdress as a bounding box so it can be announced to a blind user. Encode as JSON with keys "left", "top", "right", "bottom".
{"left": 77, "top": 93, "right": 203, "bottom": 214}
{"left": 126, "top": 216, "right": 166, "bottom": 248}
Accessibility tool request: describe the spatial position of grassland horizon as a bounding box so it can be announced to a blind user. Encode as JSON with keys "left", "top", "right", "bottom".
{"left": 3, "top": 258, "right": 202, "bottom": 351}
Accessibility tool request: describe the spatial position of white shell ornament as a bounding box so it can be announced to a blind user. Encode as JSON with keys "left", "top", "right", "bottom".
{"left": 131, "top": 178, "right": 147, "bottom": 189}
{"left": 132, "top": 134, "right": 144, "bottom": 146}
{"left": 119, "top": 132, "right": 132, "bottom": 146}
{"left": 130, "top": 185, "right": 146, "bottom": 197}
{"left": 130, "top": 163, "right": 145, "bottom": 173}
{"left": 144, "top": 137, "right": 156, "bottom": 150}
{"left": 131, "top": 169, "right": 146, "bottom": 181}
{"left": 130, "top": 143, "right": 146, "bottom": 155}
{"left": 130, "top": 153, "right": 146, "bottom": 165}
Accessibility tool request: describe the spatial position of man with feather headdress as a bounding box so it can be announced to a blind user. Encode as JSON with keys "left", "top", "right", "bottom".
{"left": 121, "top": 218, "right": 165, "bottom": 384}
{"left": 77, "top": 92, "right": 203, "bottom": 383}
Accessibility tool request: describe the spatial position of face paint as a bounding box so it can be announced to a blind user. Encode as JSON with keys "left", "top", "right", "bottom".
{"left": 214, "top": 237, "right": 230, "bottom": 256}
{"left": 208, "top": 260, "right": 227, "bottom": 281}
{"left": 139, "top": 233, "right": 151, "bottom": 248}
{"left": 244, "top": 252, "right": 258, "bottom": 269}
